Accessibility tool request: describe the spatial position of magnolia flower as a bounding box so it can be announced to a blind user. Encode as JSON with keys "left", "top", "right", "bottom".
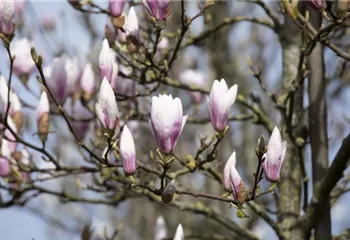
{"left": 0, "top": 0, "right": 15, "bottom": 35}
{"left": 9, "top": 92, "right": 22, "bottom": 130}
{"left": 124, "top": 7, "right": 139, "bottom": 38}
{"left": 180, "top": 69, "right": 206, "bottom": 104}
{"left": 307, "top": 0, "right": 326, "bottom": 10}
{"left": 5, "top": 117, "right": 17, "bottom": 153}
{"left": 173, "top": 224, "right": 184, "bottom": 240}
{"left": 208, "top": 79, "right": 238, "bottom": 132}
{"left": 0, "top": 140, "right": 11, "bottom": 177}
{"left": 262, "top": 127, "right": 287, "bottom": 182}
{"left": 99, "top": 39, "right": 114, "bottom": 82}
{"left": 0, "top": 75, "right": 10, "bottom": 114}
{"left": 0, "top": 157, "right": 10, "bottom": 177}
{"left": 120, "top": 125, "right": 136, "bottom": 176}
{"left": 109, "top": 0, "right": 125, "bottom": 17}
{"left": 71, "top": 100, "right": 92, "bottom": 140}
{"left": 144, "top": 0, "right": 171, "bottom": 21}
{"left": 157, "top": 37, "right": 169, "bottom": 51}
{"left": 46, "top": 57, "right": 68, "bottom": 104}
{"left": 37, "top": 92, "right": 50, "bottom": 142}
{"left": 223, "top": 151, "right": 235, "bottom": 191}
{"left": 95, "top": 78, "right": 119, "bottom": 132}
{"left": 81, "top": 63, "right": 95, "bottom": 102}
{"left": 11, "top": 38, "right": 36, "bottom": 77}
{"left": 40, "top": 15, "right": 56, "bottom": 32}
{"left": 20, "top": 148, "right": 31, "bottom": 166}
{"left": 224, "top": 151, "right": 245, "bottom": 202}
{"left": 65, "top": 56, "right": 80, "bottom": 96}
{"left": 14, "top": 0, "right": 25, "bottom": 16}
{"left": 110, "top": 50, "right": 119, "bottom": 89}
{"left": 151, "top": 94, "right": 188, "bottom": 153}
{"left": 154, "top": 216, "right": 167, "bottom": 240}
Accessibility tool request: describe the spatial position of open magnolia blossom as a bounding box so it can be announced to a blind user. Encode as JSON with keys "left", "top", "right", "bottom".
{"left": 154, "top": 216, "right": 167, "bottom": 240}
{"left": 208, "top": 79, "right": 238, "bottom": 132}
{"left": 95, "top": 78, "right": 119, "bottom": 132}
{"left": 150, "top": 94, "right": 188, "bottom": 154}
{"left": 262, "top": 127, "right": 287, "bottom": 183}
{"left": 173, "top": 224, "right": 184, "bottom": 240}
{"left": 143, "top": 0, "right": 171, "bottom": 21}
{"left": 0, "top": 0, "right": 15, "bottom": 35}
{"left": 10, "top": 38, "right": 35, "bottom": 77}
{"left": 109, "top": 0, "right": 125, "bottom": 18}
{"left": 99, "top": 39, "right": 114, "bottom": 82}
{"left": 120, "top": 125, "right": 136, "bottom": 176}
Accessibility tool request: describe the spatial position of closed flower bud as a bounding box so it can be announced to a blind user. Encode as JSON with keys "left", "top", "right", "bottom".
{"left": 223, "top": 151, "right": 246, "bottom": 203}
{"left": 37, "top": 92, "right": 50, "bottom": 142}
{"left": 125, "top": 7, "right": 139, "bottom": 37}
{"left": 81, "top": 63, "right": 95, "bottom": 102}
{"left": 223, "top": 151, "right": 236, "bottom": 191}
{"left": 120, "top": 125, "right": 136, "bottom": 176}
{"left": 0, "top": 75, "right": 10, "bottom": 115}
{"left": 161, "top": 180, "right": 176, "bottom": 204}
{"left": 99, "top": 39, "right": 114, "bottom": 82}
{"left": 144, "top": 0, "right": 171, "bottom": 21}
{"left": 307, "top": 0, "right": 326, "bottom": 11}
{"left": 208, "top": 79, "right": 238, "bottom": 132}
{"left": 11, "top": 38, "right": 36, "bottom": 77}
{"left": 95, "top": 78, "right": 119, "bottom": 132}
{"left": 154, "top": 216, "right": 167, "bottom": 240}
{"left": 109, "top": 0, "right": 125, "bottom": 18}
{"left": 9, "top": 92, "right": 22, "bottom": 131}
{"left": 151, "top": 94, "right": 188, "bottom": 154}
{"left": 124, "top": 7, "right": 140, "bottom": 52}
{"left": 173, "top": 224, "right": 184, "bottom": 240}
{"left": 0, "top": 0, "right": 15, "bottom": 36}
{"left": 262, "top": 127, "right": 287, "bottom": 183}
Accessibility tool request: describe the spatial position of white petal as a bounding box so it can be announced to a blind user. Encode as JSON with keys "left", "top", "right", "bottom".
{"left": 120, "top": 125, "right": 135, "bottom": 157}
{"left": 154, "top": 216, "right": 167, "bottom": 240}
{"left": 37, "top": 92, "right": 49, "bottom": 122}
{"left": 173, "top": 224, "right": 184, "bottom": 240}
{"left": 125, "top": 7, "right": 139, "bottom": 34}
{"left": 81, "top": 63, "right": 95, "bottom": 94}
{"left": 267, "top": 127, "right": 283, "bottom": 164}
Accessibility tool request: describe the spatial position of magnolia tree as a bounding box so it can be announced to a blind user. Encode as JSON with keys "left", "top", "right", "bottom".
{"left": 0, "top": 0, "right": 350, "bottom": 239}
